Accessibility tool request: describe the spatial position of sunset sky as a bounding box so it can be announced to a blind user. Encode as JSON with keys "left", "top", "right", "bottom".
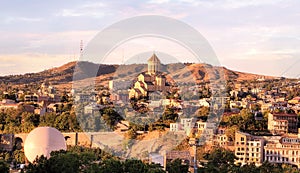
{"left": 1, "top": 0, "right": 300, "bottom": 78}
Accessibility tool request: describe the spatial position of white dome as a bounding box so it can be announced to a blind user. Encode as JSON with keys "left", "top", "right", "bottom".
{"left": 24, "top": 127, "right": 67, "bottom": 163}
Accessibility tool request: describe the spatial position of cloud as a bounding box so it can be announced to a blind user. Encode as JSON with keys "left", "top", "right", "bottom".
{"left": 56, "top": 2, "right": 109, "bottom": 18}
{"left": 220, "top": 0, "right": 284, "bottom": 9}
{"left": 175, "top": 0, "right": 285, "bottom": 9}
{"left": 147, "top": 0, "right": 170, "bottom": 4}
{"left": 0, "top": 30, "right": 97, "bottom": 55}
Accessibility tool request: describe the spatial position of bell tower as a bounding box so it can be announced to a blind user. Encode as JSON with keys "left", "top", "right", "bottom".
{"left": 147, "top": 53, "right": 161, "bottom": 74}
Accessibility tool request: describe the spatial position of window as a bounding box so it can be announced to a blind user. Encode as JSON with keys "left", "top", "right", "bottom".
{"left": 241, "top": 137, "right": 245, "bottom": 141}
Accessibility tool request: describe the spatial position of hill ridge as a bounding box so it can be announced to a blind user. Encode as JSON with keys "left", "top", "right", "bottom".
{"left": 0, "top": 61, "right": 276, "bottom": 92}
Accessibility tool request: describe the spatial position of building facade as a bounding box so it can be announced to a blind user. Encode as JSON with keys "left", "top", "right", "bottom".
{"left": 264, "top": 135, "right": 300, "bottom": 168}
{"left": 268, "top": 112, "right": 298, "bottom": 134}
{"left": 234, "top": 131, "right": 265, "bottom": 166}
{"left": 129, "top": 54, "right": 171, "bottom": 99}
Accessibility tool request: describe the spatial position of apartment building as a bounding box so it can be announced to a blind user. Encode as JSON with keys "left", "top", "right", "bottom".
{"left": 268, "top": 112, "right": 298, "bottom": 134}
{"left": 264, "top": 134, "right": 300, "bottom": 168}
{"left": 235, "top": 131, "right": 265, "bottom": 166}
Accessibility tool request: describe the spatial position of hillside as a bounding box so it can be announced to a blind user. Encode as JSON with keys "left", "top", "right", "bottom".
{"left": 0, "top": 61, "right": 275, "bottom": 92}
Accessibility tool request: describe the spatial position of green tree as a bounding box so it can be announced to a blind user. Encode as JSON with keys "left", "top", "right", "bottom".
{"left": 98, "top": 158, "right": 123, "bottom": 173}
{"left": 196, "top": 106, "right": 209, "bottom": 121}
{"left": 0, "top": 160, "right": 9, "bottom": 173}
{"left": 39, "top": 112, "right": 57, "bottom": 127}
{"left": 166, "top": 159, "right": 189, "bottom": 173}
{"left": 258, "top": 162, "right": 283, "bottom": 173}
{"left": 101, "top": 107, "right": 124, "bottom": 130}
{"left": 13, "top": 149, "right": 25, "bottom": 164}
{"left": 162, "top": 107, "right": 178, "bottom": 122}
{"left": 147, "top": 163, "right": 165, "bottom": 173}
{"left": 123, "top": 159, "right": 148, "bottom": 173}
{"left": 201, "top": 147, "right": 236, "bottom": 173}
{"left": 238, "top": 163, "right": 259, "bottom": 173}
{"left": 21, "top": 112, "right": 39, "bottom": 133}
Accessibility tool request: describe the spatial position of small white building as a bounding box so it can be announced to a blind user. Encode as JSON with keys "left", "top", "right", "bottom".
{"left": 199, "top": 99, "right": 210, "bottom": 107}
{"left": 84, "top": 103, "right": 102, "bottom": 115}
{"left": 169, "top": 118, "right": 196, "bottom": 136}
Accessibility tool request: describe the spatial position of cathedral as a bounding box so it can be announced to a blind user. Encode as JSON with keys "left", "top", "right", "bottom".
{"left": 129, "top": 54, "right": 171, "bottom": 99}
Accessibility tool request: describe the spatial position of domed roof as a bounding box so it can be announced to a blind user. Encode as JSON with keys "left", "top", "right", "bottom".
{"left": 24, "top": 127, "right": 67, "bottom": 163}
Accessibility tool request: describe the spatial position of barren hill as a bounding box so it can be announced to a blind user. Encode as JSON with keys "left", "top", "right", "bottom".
{"left": 0, "top": 61, "right": 275, "bottom": 92}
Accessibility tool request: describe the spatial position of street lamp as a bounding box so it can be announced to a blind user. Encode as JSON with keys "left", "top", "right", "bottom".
{"left": 189, "top": 137, "right": 199, "bottom": 173}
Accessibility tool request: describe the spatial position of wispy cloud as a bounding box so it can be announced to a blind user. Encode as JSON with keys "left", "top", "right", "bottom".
{"left": 56, "top": 2, "right": 109, "bottom": 18}
{"left": 0, "top": 30, "right": 97, "bottom": 55}
{"left": 220, "top": 0, "right": 284, "bottom": 9}
{"left": 175, "top": 0, "right": 285, "bottom": 9}
{"left": 147, "top": 0, "right": 170, "bottom": 4}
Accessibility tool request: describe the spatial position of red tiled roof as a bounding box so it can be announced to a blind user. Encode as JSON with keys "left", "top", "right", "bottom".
{"left": 273, "top": 113, "right": 297, "bottom": 117}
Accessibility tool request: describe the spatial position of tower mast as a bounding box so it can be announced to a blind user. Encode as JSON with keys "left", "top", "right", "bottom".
{"left": 80, "top": 40, "right": 83, "bottom": 57}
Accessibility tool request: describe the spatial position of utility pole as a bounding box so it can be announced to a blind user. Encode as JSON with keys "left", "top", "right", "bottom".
{"left": 189, "top": 137, "right": 199, "bottom": 173}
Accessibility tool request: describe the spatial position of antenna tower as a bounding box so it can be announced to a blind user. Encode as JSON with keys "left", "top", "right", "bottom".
{"left": 80, "top": 40, "right": 83, "bottom": 57}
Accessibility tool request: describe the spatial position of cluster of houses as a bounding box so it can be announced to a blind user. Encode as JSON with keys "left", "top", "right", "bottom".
{"left": 166, "top": 111, "right": 300, "bottom": 168}
{"left": 1, "top": 53, "right": 300, "bottom": 170}
{"left": 81, "top": 54, "right": 300, "bottom": 169}
{"left": 0, "top": 82, "right": 62, "bottom": 115}
{"left": 229, "top": 81, "right": 300, "bottom": 114}
{"left": 164, "top": 79, "right": 300, "bottom": 168}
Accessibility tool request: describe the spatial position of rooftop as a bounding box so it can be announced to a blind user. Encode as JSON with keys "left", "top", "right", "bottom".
{"left": 147, "top": 53, "right": 161, "bottom": 63}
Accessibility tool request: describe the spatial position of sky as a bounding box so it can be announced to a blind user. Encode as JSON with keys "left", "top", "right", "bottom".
{"left": 0, "top": 0, "right": 300, "bottom": 78}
